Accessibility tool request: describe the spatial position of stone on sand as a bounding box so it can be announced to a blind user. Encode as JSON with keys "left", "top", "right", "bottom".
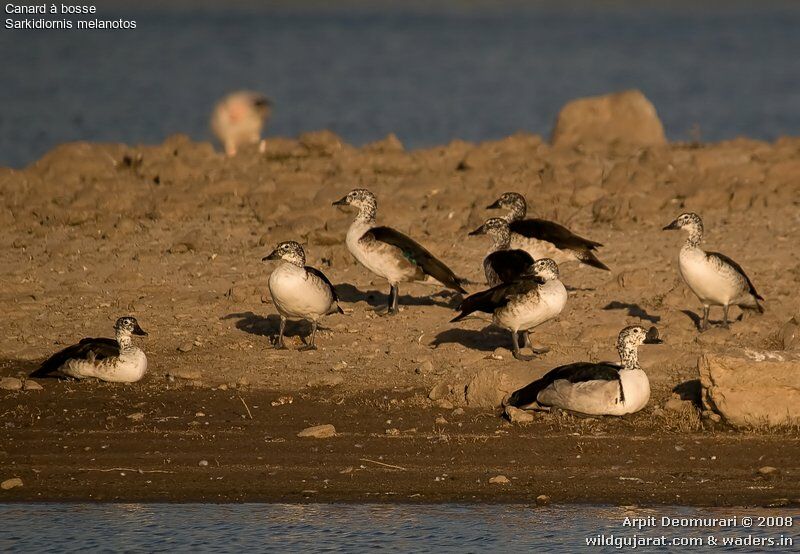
{"left": 551, "top": 90, "right": 666, "bottom": 148}
{"left": 489, "top": 475, "right": 510, "bottom": 485}
{"left": 1, "top": 477, "right": 23, "bottom": 490}
{"left": 297, "top": 424, "right": 337, "bottom": 438}
{"left": 505, "top": 406, "right": 535, "bottom": 424}
{"left": 699, "top": 352, "right": 800, "bottom": 428}
{"left": 23, "top": 380, "right": 43, "bottom": 391}
{"left": 465, "top": 366, "right": 541, "bottom": 408}
{"left": 428, "top": 381, "right": 451, "bottom": 401}
{"left": 0, "top": 377, "right": 23, "bottom": 391}
{"left": 307, "top": 375, "right": 344, "bottom": 388}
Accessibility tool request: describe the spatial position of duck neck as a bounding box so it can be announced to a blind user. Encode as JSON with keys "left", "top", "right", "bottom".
{"left": 508, "top": 198, "right": 526, "bottom": 222}
{"left": 355, "top": 201, "right": 377, "bottom": 225}
{"left": 684, "top": 224, "right": 703, "bottom": 248}
{"left": 489, "top": 229, "right": 511, "bottom": 252}
{"left": 618, "top": 343, "right": 641, "bottom": 371}
{"left": 116, "top": 330, "right": 134, "bottom": 351}
{"left": 283, "top": 252, "right": 306, "bottom": 268}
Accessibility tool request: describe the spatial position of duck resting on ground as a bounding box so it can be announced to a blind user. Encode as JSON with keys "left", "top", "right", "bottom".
{"left": 469, "top": 217, "right": 535, "bottom": 286}
{"left": 263, "top": 241, "right": 343, "bottom": 351}
{"left": 505, "top": 325, "right": 662, "bottom": 416}
{"left": 333, "top": 189, "right": 467, "bottom": 314}
{"left": 451, "top": 258, "right": 567, "bottom": 361}
{"left": 663, "top": 212, "right": 764, "bottom": 331}
{"left": 487, "top": 191, "right": 609, "bottom": 271}
{"left": 30, "top": 316, "right": 148, "bottom": 383}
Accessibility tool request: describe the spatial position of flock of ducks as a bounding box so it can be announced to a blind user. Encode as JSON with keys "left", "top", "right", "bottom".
{"left": 30, "top": 182, "right": 765, "bottom": 418}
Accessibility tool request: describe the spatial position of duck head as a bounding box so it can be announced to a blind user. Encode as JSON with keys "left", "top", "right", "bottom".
{"left": 115, "top": 316, "right": 147, "bottom": 336}
{"left": 486, "top": 191, "right": 526, "bottom": 221}
{"left": 263, "top": 240, "right": 306, "bottom": 267}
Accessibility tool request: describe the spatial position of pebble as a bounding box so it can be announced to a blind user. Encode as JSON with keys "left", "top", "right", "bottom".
{"left": 415, "top": 360, "right": 434, "bottom": 374}
{"left": 535, "top": 494, "right": 551, "bottom": 506}
{"left": 217, "top": 384, "right": 228, "bottom": 391}
{"left": 307, "top": 375, "right": 344, "bottom": 388}
{"left": 489, "top": 475, "right": 510, "bottom": 485}
{"left": 177, "top": 342, "right": 194, "bottom": 353}
{"left": 664, "top": 396, "right": 693, "bottom": 413}
{"left": 701, "top": 410, "right": 722, "bottom": 423}
{"left": 428, "top": 382, "right": 451, "bottom": 401}
{"left": 435, "top": 399, "right": 454, "bottom": 410}
{"left": 126, "top": 412, "right": 145, "bottom": 422}
{"left": 1, "top": 478, "right": 23, "bottom": 490}
{"left": 167, "top": 369, "right": 202, "bottom": 381}
{"left": 385, "top": 428, "right": 400, "bottom": 436}
{"left": 271, "top": 396, "right": 293, "bottom": 407}
{"left": 505, "top": 406, "right": 535, "bottom": 424}
{"left": 758, "top": 466, "right": 780, "bottom": 477}
{"left": 451, "top": 408, "right": 465, "bottom": 417}
{"left": 491, "top": 347, "right": 511, "bottom": 360}
{"left": 0, "top": 377, "right": 22, "bottom": 391}
{"left": 434, "top": 416, "right": 448, "bottom": 425}
{"left": 198, "top": 460, "right": 209, "bottom": 467}
{"left": 23, "top": 380, "right": 43, "bottom": 391}
{"left": 297, "top": 424, "right": 337, "bottom": 438}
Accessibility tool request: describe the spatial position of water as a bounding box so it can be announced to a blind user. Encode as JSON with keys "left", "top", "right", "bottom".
{"left": 1, "top": 1, "right": 800, "bottom": 168}
{"left": 1, "top": 503, "right": 797, "bottom": 552}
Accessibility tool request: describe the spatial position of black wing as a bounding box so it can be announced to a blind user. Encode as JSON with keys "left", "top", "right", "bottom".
{"left": 451, "top": 277, "right": 540, "bottom": 322}
{"left": 30, "top": 338, "right": 119, "bottom": 378}
{"left": 707, "top": 251, "right": 764, "bottom": 300}
{"left": 485, "top": 249, "right": 535, "bottom": 284}
{"left": 506, "top": 362, "right": 621, "bottom": 407}
{"left": 368, "top": 226, "right": 467, "bottom": 293}
{"left": 510, "top": 219, "right": 603, "bottom": 250}
{"left": 305, "top": 266, "right": 344, "bottom": 314}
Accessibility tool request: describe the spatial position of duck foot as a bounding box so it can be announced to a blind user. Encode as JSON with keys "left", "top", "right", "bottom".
{"left": 298, "top": 344, "right": 317, "bottom": 352}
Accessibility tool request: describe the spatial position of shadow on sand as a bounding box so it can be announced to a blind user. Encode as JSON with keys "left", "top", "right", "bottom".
{"left": 431, "top": 324, "right": 510, "bottom": 352}
{"left": 603, "top": 301, "right": 661, "bottom": 324}
{"left": 334, "top": 283, "right": 459, "bottom": 310}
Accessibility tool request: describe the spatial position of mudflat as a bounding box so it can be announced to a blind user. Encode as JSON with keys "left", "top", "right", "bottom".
{"left": 1, "top": 131, "right": 799, "bottom": 504}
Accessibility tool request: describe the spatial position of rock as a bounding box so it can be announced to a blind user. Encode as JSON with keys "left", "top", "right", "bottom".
{"left": 505, "top": 406, "right": 535, "bottom": 424}
{"left": 551, "top": 90, "right": 666, "bottom": 148}
{"left": 451, "top": 408, "right": 465, "bottom": 417}
{"left": 428, "top": 381, "right": 451, "bottom": 401}
{"left": 779, "top": 317, "right": 799, "bottom": 350}
{"left": 435, "top": 399, "right": 454, "bottom": 410}
{"left": 758, "top": 466, "right": 780, "bottom": 477}
{"left": 297, "top": 424, "right": 336, "bottom": 438}
{"left": 167, "top": 369, "right": 202, "bottom": 381}
{"left": 198, "top": 460, "right": 209, "bottom": 467}
{"left": 23, "top": 380, "right": 43, "bottom": 391}
{"left": 307, "top": 375, "right": 344, "bottom": 388}
{"left": 385, "top": 428, "right": 400, "bottom": 436}
{"left": 126, "top": 412, "right": 145, "bottom": 422}
{"left": 0, "top": 377, "right": 22, "bottom": 391}
{"left": 465, "top": 366, "right": 541, "bottom": 408}
{"left": 177, "top": 342, "right": 193, "bottom": 353}
{"left": 434, "top": 416, "right": 448, "bottom": 425}
{"left": 535, "top": 494, "right": 551, "bottom": 506}
{"left": 698, "top": 352, "right": 800, "bottom": 428}
{"left": 1, "top": 477, "right": 23, "bottom": 490}
{"left": 664, "top": 395, "right": 694, "bottom": 413}
{"left": 415, "top": 360, "right": 434, "bottom": 374}
{"left": 489, "top": 475, "right": 510, "bottom": 485}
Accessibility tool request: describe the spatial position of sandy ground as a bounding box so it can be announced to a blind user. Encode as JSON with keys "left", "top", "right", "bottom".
{"left": 2, "top": 131, "right": 800, "bottom": 504}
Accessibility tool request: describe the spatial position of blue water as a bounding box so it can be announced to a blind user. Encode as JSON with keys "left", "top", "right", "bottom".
{"left": 1, "top": 504, "right": 797, "bottom": 552}
{"left": 1, "top": 1, "right": 800, "bottom": 167}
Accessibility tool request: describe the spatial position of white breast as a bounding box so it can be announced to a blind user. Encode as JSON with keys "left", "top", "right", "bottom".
{"left": 61, "top": 349, "right": 148, "bottom": 383}
{"left": 269, "top": 264, "right": 333, "bottom": 320}
{"left": 494, "top": 279, "right": 567, "bottom": 332}
{"left": 537, "top": 369, "right": 649, "bottom": 416}
{"left": 510, "top": 235, "right": 577, "bottom": 265}
{"left": 678, "top": 246, "right": 740, "bottom": 306}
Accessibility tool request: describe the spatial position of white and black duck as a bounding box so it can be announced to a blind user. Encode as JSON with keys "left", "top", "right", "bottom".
{"left": 487, "top": 191, "right": 609, "bottom": 271}
{"left": 333, "top": 189, "right": 467, "bottom": 314}
{"left": 506, "top": 325, "right": 662, "bottom": 416}
{"left": 451, "top": 258, "right": 567, "bottom": 361}
{"left": 469, "top": 217, "right": 535, "bottom": 286}
{"left": 30, "top": 316, "right": 148, "bottom": 383}
{"left": 264, "top": 241, "right": 343, "bottom": 350}
{"left": 663, "top": 212, "right": 764, "bottom": 330}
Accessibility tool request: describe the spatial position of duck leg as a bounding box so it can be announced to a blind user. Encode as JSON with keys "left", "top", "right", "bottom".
{"left": 722, "top": 305, "right": 730, "bottom": 329}
{"left": 274, "top": 316, "right": 288, "bottom": 349}
{"left": 299, "top": 321, "right": 318, "bottom": 351}
{"left": 523, "top": 331, "right": 550, "bottom": 354}
{"left": 385, "top": 284, "right": 399, "bottom": 315}
{"left": 700, "top": 305, "right": 710, "bottom": 332}
{"left": 511, "top": 331, "right": 534, "bottom": 361}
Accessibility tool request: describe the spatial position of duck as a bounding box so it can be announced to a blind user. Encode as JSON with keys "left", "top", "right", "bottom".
{"left": 211, "top": 90, "right": 272, "bottom": 157}
{"left": 487, "top": 191, "right": 609, "bottom": 271}
{"left": 506, "top": 325, "right": 662, "bottom": 416}
{"left": 663, "top": 212, "right": 764, "bottom": 331}
{"left": 469, "top": 217, "right": 535, "bottom": 286}
{"left": 451, "top": 258, "right": 567, "bottom": 361}
{"left": 263, "top": 241, "right": 343, "bottom": 351}
{"left": 333, "top": 189, "right": 467, "bottom": 314}
{"left": 30, "top": 316, "right": 148, "bottom": 382}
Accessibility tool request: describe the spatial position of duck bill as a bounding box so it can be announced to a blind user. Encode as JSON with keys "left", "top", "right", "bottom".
{"left": 644, "top": 326, "right": 663, "bottom": 344}
{"left": 133, "top": 323, "right": 148, "bottom": 336}
{"left": 468, "top": 224, "right": 486, "bottom": 236}
{"left": 262, "top": 251, "right": 280, "bottom": 262}
{"left": 662, "top": 220, "right": 679, "bottom": 231}
{"left": 332, "top": 196, "right": 349, "bottom": 206}
{"left": 486, "top": 199, "right": 502, "bottom": 210}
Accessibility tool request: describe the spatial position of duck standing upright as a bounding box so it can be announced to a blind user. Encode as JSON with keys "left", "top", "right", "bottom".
{"left": 263, "top": 241, "right": 343, "bottom": 350}
{"left": 487, "top": 192, "right": 609, "bottom": 271}
{"left": 31, "top": 317, "right": 148, "bottom": 383}
{"left": 451, "top": 259, "right": 567, "bottom": 360}
{"left": 663, "top": 212, "right": 764, "bottom": 330}
{"left": 506, "top": 325, "right": 662, "bottom": 416}
{"left": 468, "top": 217, "right": 535, "bottom": 286}
{"left": 333, "top": 189, "right": 467, "bottom": 314}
